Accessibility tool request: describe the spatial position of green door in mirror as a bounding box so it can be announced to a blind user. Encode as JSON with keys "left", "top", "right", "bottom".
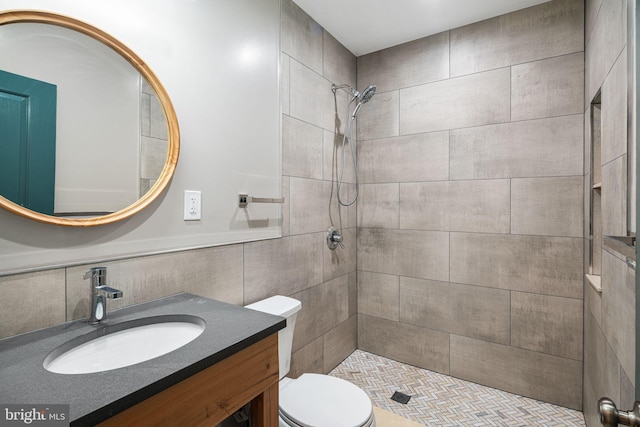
{"left": 0, "top": 69, "right": 56, "bottom": 215}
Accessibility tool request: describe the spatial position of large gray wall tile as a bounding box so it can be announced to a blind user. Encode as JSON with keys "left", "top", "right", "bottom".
{"left": 357, "top": 271, "right": 400, "bottom": 321}
{"left": 450, "top": 115, "right": 583, "bottom": 179}
{"left": 0, "top": 270, "right": 65, "bottom": 339}
{"left": 66, "top": 246, "right": 244, "bottom": 321}
{"left": 399, "top": 68, "right": 510, "bottom": 134}
{"left": 584, "top": 310, "right": 622, "bottom": 406}
{"left": 289, "top": 177, "right": 330, "bottom": 234}
{"left": 282, "top": 54, "right": 290, "bottom": 115}
{"left": 283, "top": 115, "right": 323, "bottom": 179}
{"left": 400, "top": 179, "right": 510, "bottom": 233}
{"left": 292, "top": 275, "right": 350, "bottom": 352}
{"left": 358, "top": 183, "right": 399, "bottom": 229}
{"left": 601, "top": 251, "right": 635, "bottom": 381}
{"left": 585, "top": 0, "right": 604, "bottom": 45}
{"left": 511, "top": 176, "right": 584, "bottom": 237}
{"left": 511, "top": 292, "right": 583, "bottom": 360}
{"left": 601, "top": 49, "right": 628, "bottom": 165}
{"left": 244, "top": 233, "right": 323, "bottom": 303}
{"left": 290, "top": 59, "right": 351, "bottom": 134}
{"left": 356, "top": 90, "right": 399, "bottom": 140}
{"left": 400, "top": 277, "right": 510, "bottom": 345}
{"left": 450, "top": 0, "right": 584, "bottom": 77}
{"left": 323, "top": 228, "right": 357, "bottom": 282}
{"left": 511, "top": 52, "right": 584, "bottom": 121}
{"left": 357, "top": 32, "right": 449, "bottom": 93}
{"left": 450, "top": 233, "right": 583, "bottom": 298}
{"left": 358, "top": 132, "right": 449, "bottom": 184}
{"left": 290, "top": 337, "right": 324, "bottom": 378}
{"left": 586, "top": 0, "right": 626, "bottom": 102}
{"left": 358, "top": 228, "right": 449, "bottom": 282}
{"left": 323, "top": 30, "right": 356, "bottom": 89}
{"left": 450, "top": 335, "right": 583, "bottom": 410}
{"left": 323, "top": 316, "right": 357, "bottom": 372}
{"left": 601, "top": 155, "right": 627, "bottom": 236}
{"left": 281, "top": 0, "right": 323, "bottom": 74}
{"left": 324, "top": 130, "right": 356, "bottom": 183}
{"left": 359, "top": 314, "right": 450, "bottom": 374}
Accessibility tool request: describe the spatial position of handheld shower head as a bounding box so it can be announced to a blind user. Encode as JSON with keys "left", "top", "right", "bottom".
{"left": 351, "top": 85, "right": 376, "bottom": 118}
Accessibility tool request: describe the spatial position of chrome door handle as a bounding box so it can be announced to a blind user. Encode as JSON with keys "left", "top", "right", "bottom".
{"left": 599, "top": 397, "right": 640, "bottom": 426}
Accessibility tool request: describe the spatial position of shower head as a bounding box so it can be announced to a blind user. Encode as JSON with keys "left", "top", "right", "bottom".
{"left": 351, "top": 85, "right": 376, "bottom": 118}
{"left": 359, "top": 85, "right": 376, "bottom": 103}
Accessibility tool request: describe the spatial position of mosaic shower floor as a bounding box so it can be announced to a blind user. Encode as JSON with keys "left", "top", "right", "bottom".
{"left": 329, "top": 350, "right": 586, "bottom": 427}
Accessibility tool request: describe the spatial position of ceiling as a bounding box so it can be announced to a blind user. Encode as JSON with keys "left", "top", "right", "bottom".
{"left": 291, "top": 0, "right": 551, "bottom": 56}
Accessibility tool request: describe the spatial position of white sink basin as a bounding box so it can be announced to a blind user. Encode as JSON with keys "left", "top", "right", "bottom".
{"left": 43, "top": 315, "right": 205, "bottom": 374}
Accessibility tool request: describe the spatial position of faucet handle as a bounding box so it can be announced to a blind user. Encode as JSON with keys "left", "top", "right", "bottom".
{"left": 84, "top": 267, "right": 107, "bottom": 284}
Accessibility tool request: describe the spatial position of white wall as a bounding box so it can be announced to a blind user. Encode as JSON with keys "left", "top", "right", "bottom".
{"left": 0, "top": 0, "right": 281, "bottom": 274}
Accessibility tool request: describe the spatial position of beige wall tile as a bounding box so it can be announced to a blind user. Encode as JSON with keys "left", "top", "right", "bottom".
{"left": 323, "top": 228, "right": 357, "bottom": 282}
{"left": 400, "top": 277, "right": 510, "bottom": 345}
{"left": 601, "top": 48, "right": 628, "bottom": 165}
{"left": 511, "top": 176, "right": 584, "bottom": 237}
{"left": 585, "top": 0, "right": 604, "bottom": 45}
{"left": 323, "top": 31, "right": 356, "bottom": 89}
{"left": 511, "top": 52, "right": 584, "bottom": 121}
{"left": 292, "top": 275, "right": 350, "bottom": 352}
{"left": 450, "top": 0, "right": 583, "bottom": 77}
{"left": 601, "top": 154, "right": 627, "bottom": 236}
{"left": 450, "top": 233, "right": 583, "bottom": 299}
{"left": 323, "top": 316, "right": 357, "bottom": 372}
{"left": 0, "top": 269, "right": 66, "bottom": 339}
{"left": 358, "top": 228, "right": 449, "bottom": 282}
{"left": 289, "top": 177, "right": 331, "bottom": 234}
{"left": 348, "top": 272, "right": 357, "bottom": 317}
{"left": 511, "top": 292, "right": 583, "bottom": 360}
{"left": 586, "top": 0, "right": 626, "bottom": 103}
{"left": 282, "top": 115, "right": 323, "bottom": 179}
{"left": 400, "top": 179, "right": 510, "bottom": 233}
{"left": 451, "top": 335, "right": 583, "bottom": 410}
{"left": 244, "top": 233, "right": 323, "bottom": 303}
{"left": 357, "top": 271, "right": 399, "bottom": 321}
{"left": 358, "top": 184, "right": 399, "bottom": 229}
{"left": 66, "top": 246, "right": 244, "bottom": 320}
{"left": 359, "top": 314, "right": 450, "bottom": 374}
{"left": 356, "top": 90, "right": 400, "bottom": 141}
{"left": 450, "top": 115, "right": 583, "bottom": 179}
{"left": 357, "top": 32, "right": 449, "bottom": 93}
{"left": 282, "top": 177, "right": 291, "bottom": 236}
{"left": 358, "top": 132, "right": 449, "bottom": 184}
{"left": 399, "top": 68, "right": 510, "bottom": 134}
{"left": 281, "top": 0, "right": 323, "bottom": 74}
{"left": 601, "top": 251, "right": 635, "bottom": 381}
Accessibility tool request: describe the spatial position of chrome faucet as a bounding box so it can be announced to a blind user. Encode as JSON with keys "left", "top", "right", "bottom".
{"left": 84, "top": 267, "right": 123, "bottom": 324}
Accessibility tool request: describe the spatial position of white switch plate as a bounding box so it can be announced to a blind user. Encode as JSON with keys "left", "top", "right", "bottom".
{"left": 184, "top": 190, "right": 201, "bottom": 221}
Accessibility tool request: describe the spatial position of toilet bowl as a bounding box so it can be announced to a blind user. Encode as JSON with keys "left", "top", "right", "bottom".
{"left": 246, "top": 296, "right": 375, "bottom": 427}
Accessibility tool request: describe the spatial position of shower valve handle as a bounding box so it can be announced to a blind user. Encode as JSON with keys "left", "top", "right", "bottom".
{"left": 598, "top": 398, "right": 640, "bottom": 426}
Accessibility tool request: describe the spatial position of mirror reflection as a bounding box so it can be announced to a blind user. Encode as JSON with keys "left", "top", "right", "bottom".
{"left": 0, "top": 22, "right": 168, "bottom": 217}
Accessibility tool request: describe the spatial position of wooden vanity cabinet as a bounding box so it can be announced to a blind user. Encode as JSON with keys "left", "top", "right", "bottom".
{"left": 98, "top": 333, "right": 279, "bottom": 427}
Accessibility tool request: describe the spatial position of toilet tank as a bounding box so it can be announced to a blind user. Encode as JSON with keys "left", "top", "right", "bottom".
{"left": 245, "top": 295, "right": 301, "bottom": 379}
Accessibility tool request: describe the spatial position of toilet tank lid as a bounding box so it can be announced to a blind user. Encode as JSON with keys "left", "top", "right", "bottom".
{"left": 245, "top": 295, "right": 301, "bottom": 318}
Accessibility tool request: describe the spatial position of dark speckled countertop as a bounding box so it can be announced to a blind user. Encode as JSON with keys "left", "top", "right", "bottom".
{"left": 0, "top": 293, "right": 285, "bottom": 426}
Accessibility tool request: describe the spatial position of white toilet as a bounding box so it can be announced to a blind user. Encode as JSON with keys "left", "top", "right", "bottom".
{"left": 246, "top": 295, "right": 376, "bottom": 427}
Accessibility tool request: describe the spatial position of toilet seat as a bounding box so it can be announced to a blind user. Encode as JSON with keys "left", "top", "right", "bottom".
{"left": 279, "top": 374, "right": 375, "bottom": 427}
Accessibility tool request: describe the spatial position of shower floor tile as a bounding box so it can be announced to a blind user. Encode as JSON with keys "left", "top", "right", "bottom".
{"left": 329, "top": 350, "right": 585, "bottom": 427}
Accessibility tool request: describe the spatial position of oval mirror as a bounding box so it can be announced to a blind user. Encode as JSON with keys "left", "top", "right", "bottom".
{"left": 0, "top": 11, "right": 179, "bottom": 226}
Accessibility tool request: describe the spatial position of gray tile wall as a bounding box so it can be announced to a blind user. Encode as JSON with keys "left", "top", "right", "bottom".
{"left": 583, "top": 1, "right": 636, "bottom": 426}
{"left": 0, "top": 0, "right": 357, "bottom": 379}
{"left": 356, "top": 0, "right": 585, "bottom": 410}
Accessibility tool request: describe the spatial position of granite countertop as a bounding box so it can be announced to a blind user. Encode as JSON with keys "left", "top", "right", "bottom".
{"left": 0, "top": 293, "right": 285, "bottom": 426}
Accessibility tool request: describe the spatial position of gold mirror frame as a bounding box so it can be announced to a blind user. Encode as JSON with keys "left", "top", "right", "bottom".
{"left": 0, "top": 10, "right": 180, "bottom": 226}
